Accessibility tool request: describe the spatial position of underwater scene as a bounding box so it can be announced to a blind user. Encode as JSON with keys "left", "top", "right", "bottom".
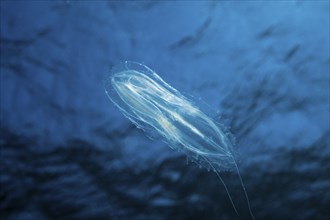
{"left": 1, "top": 1, "right": 329, "bottom": 220}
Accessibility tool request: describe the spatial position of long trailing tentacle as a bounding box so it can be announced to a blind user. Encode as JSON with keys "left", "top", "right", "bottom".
{"left": 233, "top": 159, "right": 255, "bottom": 220}
{"left": 201, "top": 154, "right": 256, "bottom": 220}
{"left": 200, "top": 155, "right": 239, "bottom": 216}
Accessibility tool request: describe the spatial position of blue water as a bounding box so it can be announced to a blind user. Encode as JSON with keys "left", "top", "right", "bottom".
{"left": 1, "top": 1, "right": 329, "bottom": 220}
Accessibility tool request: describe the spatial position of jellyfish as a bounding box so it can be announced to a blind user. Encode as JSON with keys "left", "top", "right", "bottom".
{"left": 104, "top": 61, "right": 255, "bottom": 219}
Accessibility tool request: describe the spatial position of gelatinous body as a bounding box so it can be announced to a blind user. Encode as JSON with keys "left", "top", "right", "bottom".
{"left": 104, "top": 61, "right": 236, "bottom": 170}
{"left": 104, "top": 61, "right": 254, "bottom": 219}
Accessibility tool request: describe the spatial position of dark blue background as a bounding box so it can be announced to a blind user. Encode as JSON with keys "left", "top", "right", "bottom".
{"left": 1, "top": 1, "right": 329, "bottom": 220}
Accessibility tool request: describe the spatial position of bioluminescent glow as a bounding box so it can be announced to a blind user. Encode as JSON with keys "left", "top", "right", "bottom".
{"left": 104, "top": 61, "right": 254, "bottom": 219}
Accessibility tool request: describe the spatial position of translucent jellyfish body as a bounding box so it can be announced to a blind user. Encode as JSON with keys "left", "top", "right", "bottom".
{"left": 104, "top": 61, "right": 236, "bottom": 170}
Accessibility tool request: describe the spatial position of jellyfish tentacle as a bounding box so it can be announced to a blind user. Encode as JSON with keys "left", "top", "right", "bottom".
{"left": 201, "top": 154, "right": 239, "bottom": 216}
{"left": 233, "top": 160, "right": 256, "bottom": 220}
